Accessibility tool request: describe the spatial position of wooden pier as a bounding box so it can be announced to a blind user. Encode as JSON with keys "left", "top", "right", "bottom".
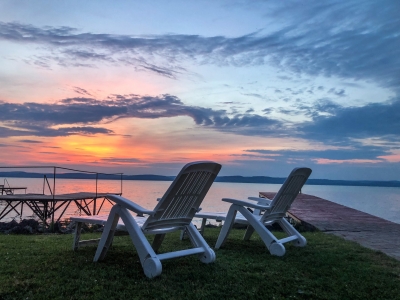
{"left": 0, "top": 192, "right": 121, "bottom": 224}
{"left": 260, "top": 192, "right": 400, "bottom": 260}
{"left": 0, "top": 165, "right": 124, "bottom": 225}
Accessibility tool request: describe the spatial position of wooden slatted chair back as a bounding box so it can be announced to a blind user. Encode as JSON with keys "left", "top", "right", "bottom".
{"left": 142, "top": 161, "right": 221, "bottom": 233}
{"left": 261, "top": 167, "right": 312, "bottom": 223}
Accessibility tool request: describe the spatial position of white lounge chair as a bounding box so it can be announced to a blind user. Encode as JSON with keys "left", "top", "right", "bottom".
{"left": 195, "top": 197, "right": 267, "bottom": 235}
{"left": 205, "top": 167, "right": 312, "bottom": 256}
{"left": 71, "top": 161, "right": 221, "bottom": 278}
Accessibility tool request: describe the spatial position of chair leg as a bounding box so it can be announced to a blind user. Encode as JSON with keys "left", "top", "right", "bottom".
{"left": 182, "top": 217, "right": 206, "bottom": 240}
{"left": 119, "top": 209, "right": 162, "bottom": 278}
{"left": 200, "top": 218, "right": 207, "bottom": 235}
{"left": 94, "top": 205, "right": 121, "bottom": 262}
{"left": 142, "top": 256, "right": 162, "bottom": 279}
{"left": 243, "top": 225, "right": 255, "bottom": 241}
{"left": 279, "top": 218, "right": 307, "bottom": 247}
{"left": 152, "top": 234, "right": 166, "bottom": 252}
{"left": 269, "top": 242, "right": 286, "bottom": 256}
{"left": 72, "top": 221, "right": 82, "bottom": 251}
{"left": 235, "top": 207, "right": 283, "bottom": 255}
{"left": 180, "top": 229, "right": 187, "bottom": 240}
{"left": 215, "top": 207, "right": 238, "bottom": 249}
{"left": 186, "top": 223, "right": 215, "bottom": 263}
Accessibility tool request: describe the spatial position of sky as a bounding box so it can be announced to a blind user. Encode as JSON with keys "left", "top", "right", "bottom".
{"left": 0, "top": 0, "right": 399, "bottom": 180}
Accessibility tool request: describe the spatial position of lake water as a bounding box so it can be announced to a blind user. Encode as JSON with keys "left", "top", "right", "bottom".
{"left": 1, "top": 177, "right": 399, "bottom": 225}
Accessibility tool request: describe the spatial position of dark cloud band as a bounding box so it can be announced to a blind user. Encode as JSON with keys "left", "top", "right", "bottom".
{"left": 0, "top": 94, "right": 283, "bottom": 138}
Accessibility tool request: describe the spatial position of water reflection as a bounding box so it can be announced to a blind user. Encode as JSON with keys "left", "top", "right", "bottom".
{"left": 1, "top": 177, "right": 399, "bottom": 225}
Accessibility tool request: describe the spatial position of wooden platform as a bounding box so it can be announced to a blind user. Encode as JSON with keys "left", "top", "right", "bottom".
{"left": 260, "top": 192, "right": 400, "bottom": 260}
{"left": 0, "top": 192, "right": 121, "bottom": 224}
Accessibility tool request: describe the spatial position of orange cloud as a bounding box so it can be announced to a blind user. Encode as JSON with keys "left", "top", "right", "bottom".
{"left": 378, "top": 154, "right": 400, "bottom": 163}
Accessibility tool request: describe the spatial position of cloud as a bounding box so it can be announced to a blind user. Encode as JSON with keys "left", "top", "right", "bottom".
{"left": 0, "top": 94, "right": 285, "bottom": 138}
{"left": 242, "top": 93, "right": 264, "bottom": 99}
{"left": 328, "top": 88, "right": 346, "bottom": 97}
{"left": 262, "top": 108, "right": 273, "bottom": 114}
{"left": 18, "top": 139, "right": 43, "bottom": 143}
{"left": 62, "top": 49, "right": 114, "bottom": 62}
{"left": 0, "top": 99, "right": 127, "bottom": 125}
{"left": 245, "top": 93, "right": 400, "bottom": 164}
{"left": 73, "top": 87, "right": 93, "bottom": 96}
{"left": 246, "top": 146, "right": 388, "bottom": 161}
{"left": 277, "top": 107, "right": 301, "bottom": 116}
{"left": 0, "top": 126, "right": 31, "bottom": 138}
{"left": 1, "top": 89, "right": 400, "bottom": 159}
{"left": 300, "top": 98, "right": 400, "bottom": 142}
{"left": 100, "top": 157, "right": 143, "bottom": 164}
{"left": 38, "top": 151, "right": 58, "bottom": 154}
{"left": 293, "top": 98, "right": 342, "bottom": 119}
{"left": 2, "top": 89, "right": 399, "bottom": 145}
{"left": 1, "top": 1, "right": 399, "bottom": 86}
{"left": 0, "top": 123, "right": 114, "bottom": 138}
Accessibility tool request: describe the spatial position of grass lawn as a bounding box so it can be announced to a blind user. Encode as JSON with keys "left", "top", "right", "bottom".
{"left": 0, "top": 228, "right": 399, "bottom": 299}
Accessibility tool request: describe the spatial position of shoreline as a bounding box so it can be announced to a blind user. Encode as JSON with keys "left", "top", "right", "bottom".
{"left": 2, "top": 172, "right": 400, "bottom": 188}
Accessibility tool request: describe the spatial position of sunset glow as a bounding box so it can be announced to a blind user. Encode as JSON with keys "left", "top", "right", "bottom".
{"left": 0, "top": 0, "right": 399, "bottom": 180}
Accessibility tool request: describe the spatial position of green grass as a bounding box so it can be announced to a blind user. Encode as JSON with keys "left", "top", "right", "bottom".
{"left": 0, "top": 229, "right": 399, "bottom": 299}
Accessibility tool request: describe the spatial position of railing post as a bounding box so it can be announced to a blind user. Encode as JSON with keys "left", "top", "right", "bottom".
{"left": 52, "top": 167, "right": 56, "bottom": 230}
{"left": 120, "top": 173, "right": 123, "bottom": 195}
{"left": 53, "top": 167, "right": 56, "bottom": 199}
{"left": 93, "top": 173, "right": 98, "bottom": 215}
{"left": 96, "top": 173, "right": 98, "bottom": 197}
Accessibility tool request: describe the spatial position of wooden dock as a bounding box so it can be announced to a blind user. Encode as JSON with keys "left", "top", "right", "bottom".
{"left": 0, "top": 165, "right": 124, "bottom": 225}
{"left": 260, "top": 192, "right": 400, "bottom": 260}
{"left": 0, "top": 192, "right": 121, "bottom": 224}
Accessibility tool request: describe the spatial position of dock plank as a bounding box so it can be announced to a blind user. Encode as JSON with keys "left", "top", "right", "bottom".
{"left": 260, "top": 192, "right": 400, "bottom": 260}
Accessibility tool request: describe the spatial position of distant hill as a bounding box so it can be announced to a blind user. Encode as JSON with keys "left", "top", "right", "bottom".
{"left": 215, "top": 175, "right": 400, "bottom": 187}
{"left": 1, "top": 171, "right": 400, "bottom": 188}
{"left": 0, "top": 171, "right": 175, "bottom": 181}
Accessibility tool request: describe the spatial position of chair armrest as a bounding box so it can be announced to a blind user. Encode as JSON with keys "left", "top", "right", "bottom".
{"left": 106, "top": 194, "right": 155, "bottom": 217}
{"left": 222, "top": 198, "right": 270, "bottom": 210}
{"left": 248, "top": 197, "right": 272, "bottom": 205}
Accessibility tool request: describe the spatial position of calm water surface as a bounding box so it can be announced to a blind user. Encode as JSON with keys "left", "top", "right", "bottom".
{"left": 1, "top": 177, "right": 399, "bottom": 225}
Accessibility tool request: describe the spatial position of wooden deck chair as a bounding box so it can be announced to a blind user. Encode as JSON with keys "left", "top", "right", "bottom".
{"left": 214, "top": 167, "right": 312, "bottom": 256}
{"left": 73, "top": 161, "right": 221, "bottom": 278}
